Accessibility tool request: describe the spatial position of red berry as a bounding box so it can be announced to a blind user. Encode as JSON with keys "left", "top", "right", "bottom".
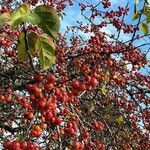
{"left": 71, "top": 80, "right": 80, "bottom": 89}
{"left": 44, "top": 83, "right": 54, "bottom": 90}
{"left": 3, "top": 141, "right": 11, "bottom": 149}
{"left": 20, "top": 141, "right": 28, "bottom": 149}
{"left": 34, "top": 75, "right": 43, "bottom": 82}
{"left": 107, "top": 60, "right": 113, "bottom": 66}
{"left": 46, "top": 74, "right": 56, "bottom": 84}
{"left": 55, "top": 117, "right": 62, "bottom": 125}
{"left": 26, "top": 112, "right": 34, "bottom": 120}
{"left": 6, "top": 87, "right": 13, "bottom": 94}
{"left": 0, "top": 94, "right": 5, "bottom": 101}
{"left": 38, "top": 98, "right": 46, "bottom": 108}
{"left": 88, "top": 77, "right": 98, "bottom": 86}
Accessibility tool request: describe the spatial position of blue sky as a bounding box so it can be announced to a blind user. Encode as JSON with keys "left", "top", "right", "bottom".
{"left": 60, "top": 0, "right": 134, "bottom": 43}
{"left": 60, "top": 0, "right": 150, "bottom": 75}
{"left": 60, "top": 0, "right": 135, "bottom": 31}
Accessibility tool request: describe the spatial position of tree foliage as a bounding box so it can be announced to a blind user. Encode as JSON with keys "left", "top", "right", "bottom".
{"left": 133, "top": 0, "right": 150, "bottom": 34}
{"left": 0, "top": 0, "right": 149, "bottom": 150}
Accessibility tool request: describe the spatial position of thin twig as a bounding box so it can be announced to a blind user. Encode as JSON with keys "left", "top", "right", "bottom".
{"left": 56, "top": 126, "right": 62, "bottom": 150}
{"left": 126, "top": 1, "right": 146, "bottom": 49}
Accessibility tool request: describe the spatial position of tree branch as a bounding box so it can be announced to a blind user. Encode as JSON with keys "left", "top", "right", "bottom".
{"left": 23, "top": 23, "right": 35, "bottom": 72}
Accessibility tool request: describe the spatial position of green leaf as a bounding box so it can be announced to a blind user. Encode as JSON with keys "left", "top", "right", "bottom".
{"left": 146, "top": 14, "right": 150, "bottom": 23}
{"left": 88, "top": 102, "right": 95, "bottom": 113}
{"left": 103, "top": 71, "right": 110, "bottom": 83}
{"left": 8, "top": 4, "right": 40, "bottom": 27}
{"left": 34, "top": 5, "right": 60, "bottom": 39}
{"left": 24, "top": 12, "right": 41, "bottom": 24}
{"left": 101, "top": 87, "right": 108, "bottom": 95}
{"left": 16, "top": 134, "right": 25, "bottom": 141}
{"left": 27, "top": 32, "right": 39, "bottom": 54}
{"left": 17, "top": 32, "right": 39, "bottom": 61}
{"left": 17, "top": 32, "right": 28, "bottom": 61}
{"left": 17, "top": 31, "right": 56, "bottom": 70}
{"left": 0, "top": 13, "right": 10, "bottom": 26}
{"left": 132, "top": 12, "right": 140, "bottom": 20}
{"left": 37, "top": 35, "right": 56, "bottom": 70}
{"left": 117, "top": 115, "right": 123, "bottom": 127}
{"left": 144, "top": 5, "right": 150, "bottom": 14}
{"left": 8, "top": 3, "right": 30, "bottom": 26}
{"left": 140, "top": 23, "right": 149, "bottom": 34}
{"left": 144, "top": 6, "right": 150, "bottom": 23}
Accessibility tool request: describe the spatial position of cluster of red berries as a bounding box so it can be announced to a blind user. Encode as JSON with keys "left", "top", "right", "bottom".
{"left": 102, "top": 0, "right": 111, "bottom": 9}
{"left": 3, "top": 140, "right": 40, "bottom": 150}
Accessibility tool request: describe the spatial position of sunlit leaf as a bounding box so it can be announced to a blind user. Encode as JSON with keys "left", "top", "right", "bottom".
{"left": 140, "top": 23, "right": 149, "bottom": 34}
{"left": 17, "top": 31, "right": 56, "bottom": 70}
{"left": 144, "top": 6, "right": 150, "bottom": 23}
{"left": 101, "top": 87, "right": 108, "bottom": 95}
{"left": 118, "top": 76, "right": 125, "bottom": 83}
{"left": 17, "top": 32, "right": 38, "bottom": 61}
{"left": 24, "top": 12, "right": 41, "bottom": 24}
{"left": 146, "top": 14, "right": 150, "bottom": 23}
{"left": 0, "top": 13, "right": 10, "bottom": 26}
{"left": 37, "top": 35, "right": 56, "bottom": 70}
{"left": 132, "top": 12, "right": 140, "bottom": 20}
{"left": 65, "top": 112, "right": 73, "bottom": 120}
{"left": 8, "top": 4, "right": 40, "bottom": 27}
{"left": 16, "top": 133, "right": 26, "bottom": 141}
{"left": 88, "top": 101, "right": 95, "bottom": 113}
{"left": 103, "top": 71, "right": 110, "bottom": 83}
{"left": 117, "top": 115, "right": 123, "bottom": 127}
{"left": 8, "top": 4, "right": 29, "bottom": 26}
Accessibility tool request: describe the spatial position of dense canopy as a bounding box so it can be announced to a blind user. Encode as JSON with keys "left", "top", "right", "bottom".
{"left": 0, "top": 0, "right": 149, "bottom": 150}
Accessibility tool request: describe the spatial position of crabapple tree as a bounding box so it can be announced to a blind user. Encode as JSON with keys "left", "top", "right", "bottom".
{"left": 0, "top": 0, "right": 149, "bottom": 150}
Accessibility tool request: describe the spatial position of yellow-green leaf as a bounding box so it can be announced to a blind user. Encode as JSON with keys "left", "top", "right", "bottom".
{"left": 0, "top": 13, "right": 10, "bottom": 26}
{"left": 8, "top": 4, "right": 30, "bottom": 26}
{"left": 17, "top": 32, "right": 39, "bottom": 61}
{"left": 24, "top": 12, "right": 41, "bottom": 24}
{"left": 88, "top": 102, "right": 95, "bottom": 113}
{"left": 37, "top": 35, "right": 56, "bottom": 70}
{"left": 17, "top": 32, "right": 28, "bottom": 61}
{"left": 147, "top": 14, "right": 150, "bottom": 23}
{"left": 140, "top": 23, "right": 149, "bottom": 34}
{"left": 144, "top": 5, "right": 150, "bottom": 14}
{"left": 132, "top": 13, "right": 140, "bottom": 20}
{"left": 117, "top": 115, "right": 123, "bottom": 127}
{"left": 17, "top": 32, "right": 56, "bottom": 70}
{"left": 27, "top": 32, "right": 39, "bottom": 54}
{"left": 103, "top": 71, "right": 110, "bottom": 83}
{"left": 144, "top": 6, "right": 150, "bottom": 23}
{"left": 8, "top": 4, "right": 40, "bottom": 27}
{"left": 101, "top": 87, "right": 108, "bottom": 95}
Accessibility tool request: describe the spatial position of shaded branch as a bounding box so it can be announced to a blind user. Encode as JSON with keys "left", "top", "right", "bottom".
{"left": 23, "top": 23, "right": 35, "bottom": 72}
